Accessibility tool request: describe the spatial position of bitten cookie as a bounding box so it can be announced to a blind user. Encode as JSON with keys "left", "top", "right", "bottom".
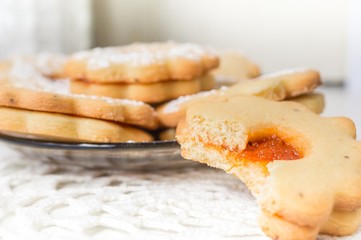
{"left": 0, "top": 85, "right": 158, "bottom": 129}
{"left": 156, "top": 69, "right": 321, "bottom": 127}
{"left": 70, "top": 74, "right": 215, "bottom": 103}
{"left": 0, "top": 107, "right": 153, "bottom": 142}
{"left": 64, "top": 42, "right": 219, "bottom": 83}
{"left": 176, "top": 95, "right": 361, "bottom": 240}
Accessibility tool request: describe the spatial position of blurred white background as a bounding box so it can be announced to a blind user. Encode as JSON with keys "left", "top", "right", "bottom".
{"left": 93, "top": 0, "right": 349, "bottom": 84}
{"left": 0, "top": 0, "right": 360, "bottom": 88}
{"left": 0, "top": 0, "right": 92, "bottom": 56}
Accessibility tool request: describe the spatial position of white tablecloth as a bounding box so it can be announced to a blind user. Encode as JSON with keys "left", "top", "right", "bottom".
{"left": 0, "top": 87, "right": 360, "bottom": 240}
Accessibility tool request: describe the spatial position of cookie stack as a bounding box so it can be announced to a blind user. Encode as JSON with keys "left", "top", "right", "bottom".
{"left": 0, "top": 43, "right": 324, "bottom": 143}
{"left": 0, "top": 55, "right": 156, "bottom": 143}
{"left": 0, "top": 42, "right": 221, "bottom": 143}
{"left": 63, "top": 42, "right": 219, "bottom": 103}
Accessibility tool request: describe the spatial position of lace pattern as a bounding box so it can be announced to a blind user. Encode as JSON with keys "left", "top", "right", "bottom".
{"left": 0, "top": 143, "right": 359, "bottom": 240}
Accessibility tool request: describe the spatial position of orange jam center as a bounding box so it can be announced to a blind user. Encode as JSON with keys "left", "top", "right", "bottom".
{"left": 239, "top": 135, "right": 301, "bottom": 162}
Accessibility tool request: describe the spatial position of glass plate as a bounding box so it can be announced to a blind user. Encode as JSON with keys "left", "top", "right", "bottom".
{"left": 0, "top": 132, "right": 198, "bottom": 170}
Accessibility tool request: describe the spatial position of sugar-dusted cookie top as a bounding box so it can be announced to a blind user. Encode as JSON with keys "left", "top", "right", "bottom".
{"left": 0, "top": 85, "right": 158, "bottom": 130}
{"left": 176, "top": 95, "right": 361, "bottom": 240}
{"left": 0, "top": 53, "right": 66, "bottom": 80}
{"left": 64, "top": 42, "right": 219, "bottom": 83}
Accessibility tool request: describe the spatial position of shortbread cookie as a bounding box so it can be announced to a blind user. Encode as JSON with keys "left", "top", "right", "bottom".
{"left": 211, "top": 51, "right": 260, "bottom": 87}
{"left": 64, "top": 42, "right": 219, "bottom": 83}
{"left": 225, "top": 68, "right": 321, "bottom": 99}
{"left": 0, "top": 107, "right": 153, "bottom": 142}
{"left": 70, "top": 74, "right": 215, "bottom": 103}
{"left": 156, "top": 89, "right": 221, "bottom": 127}
{"left": 0, "top": 85, "right": 158, "bottom": 129}
{"left": 156, "top": 69, "right": 321, "bottom": 127}
{"left": 176, "top": 95, "right": 361, "bottom": 240}
{"left": 287, "top": 92, "right": 325, "bottom": 114}
{"left": 159, "top": 128, "right": 176, "bottom": 141}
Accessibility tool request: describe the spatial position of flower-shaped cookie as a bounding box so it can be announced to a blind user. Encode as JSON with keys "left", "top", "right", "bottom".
{"left": 64, "top": 42, "right": 219, "bottom": 83}
{"left": 176, "top": 95, "right": 361, "bottom": 240}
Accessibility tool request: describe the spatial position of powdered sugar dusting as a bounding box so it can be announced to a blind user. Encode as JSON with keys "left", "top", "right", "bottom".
{"left": 70, "top": 93, "right": 146, "bottom": 106}
{"left": 162, "top": 89, "right": 222, "bottom": 114}
{"left": 72, "top": 42, "right": 216, "bottom": 70}
{"left": 6, "top": 53, "right": 66, "bottom": 77}
{"left": 32, "top": 52, "right": 66, "bottom": 76}
{"left": 7, "top": 57, "right": 70, "bottom": 94}
{"left": 167, "top": 43, "right": 211, "bottom": 60}
{"left": 257, "top": 68, "right": 312, "bottom": 80}
{"left": 5, "top": 56, "right": 147, "bottom": 107}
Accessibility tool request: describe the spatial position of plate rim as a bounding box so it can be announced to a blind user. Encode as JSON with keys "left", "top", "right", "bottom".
{"left": 0, "top": 132, "right": 179, "bottom": 150}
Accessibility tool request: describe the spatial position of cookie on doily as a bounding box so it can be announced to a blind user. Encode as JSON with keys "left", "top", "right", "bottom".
{"left": 176, "top": 95, "right": 361, "bottom": 240}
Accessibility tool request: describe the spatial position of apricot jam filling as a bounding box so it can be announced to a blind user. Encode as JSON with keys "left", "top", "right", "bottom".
{"left": 238, "top": 134, "right": 302, "bottom": 163}
{"left": 203, "top": 134, "right": 302, "bottom": 174}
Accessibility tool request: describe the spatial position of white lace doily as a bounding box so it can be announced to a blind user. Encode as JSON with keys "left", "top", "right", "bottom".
{"left": 0, "top": 143, "right": 359, "bottom": 240}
